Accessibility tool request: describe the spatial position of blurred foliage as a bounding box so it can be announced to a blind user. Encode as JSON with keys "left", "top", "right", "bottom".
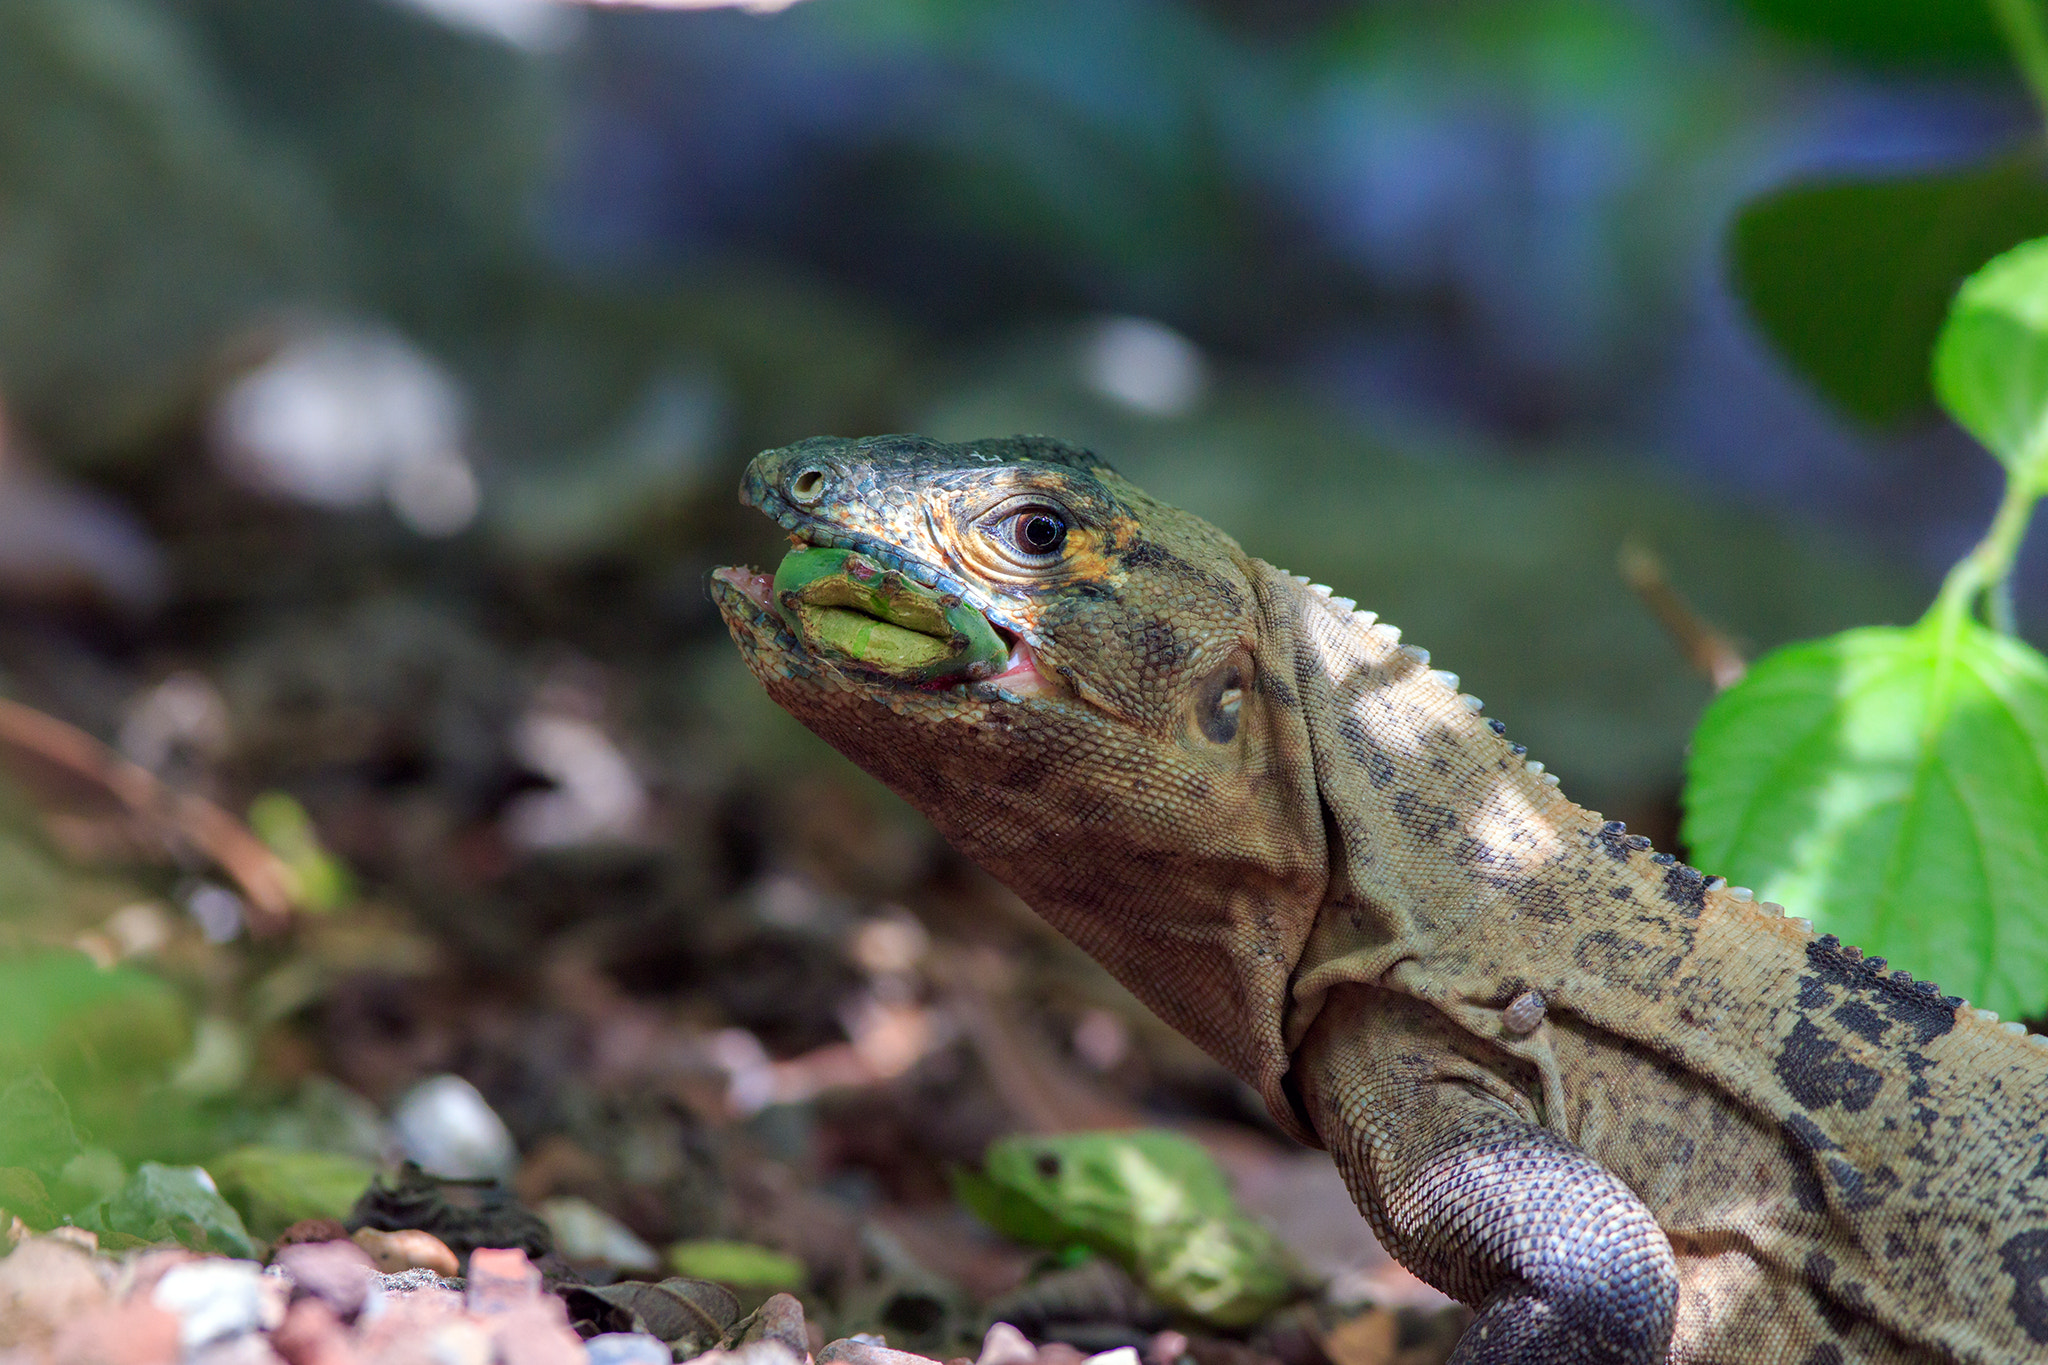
{"left": 1733, "top": 0, "right": 2006, "bottom": 66}
{"left": 666, "top": 1240, "right": 808, "bottom": 1290}
{"left": 1732, "top": 160, "right": 2048, "bottom": 426}
{"left": 1935, "top": 235, "right": 2048, "bottom": 484}
{"left": 87, "top": 1161, "right": 257, "bottom": 1257}
{"left": 248, "top": 791, "right": 353, "bottom": 912}
{"left": 956, "top": 1131, "right": 1297, "bottom": 1328}
{"left": 208, "top": 1144, "right": 377, "bottom": 1239}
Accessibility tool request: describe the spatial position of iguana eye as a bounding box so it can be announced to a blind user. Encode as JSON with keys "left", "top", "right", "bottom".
{"left": 1006, "top": 509, "right": 1068, "bottom": 559}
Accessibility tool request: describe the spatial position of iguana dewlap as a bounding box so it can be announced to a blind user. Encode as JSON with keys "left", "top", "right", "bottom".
{"left": 712, "top": 433, "right": 2048, "bottom": 1365}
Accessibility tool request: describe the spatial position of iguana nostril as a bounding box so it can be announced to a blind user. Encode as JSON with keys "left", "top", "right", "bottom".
{"left": 790, "top": 467, "right": 829, "bottom": 505}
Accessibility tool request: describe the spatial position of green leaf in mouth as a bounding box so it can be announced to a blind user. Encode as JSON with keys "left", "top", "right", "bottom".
{"left": 771, "top": 546, "right": 1009, "bottom": 684}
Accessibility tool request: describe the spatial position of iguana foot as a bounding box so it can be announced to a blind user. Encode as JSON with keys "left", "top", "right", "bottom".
{"left": 1300, "top": 987, "right": 1677, "bottom": 1365}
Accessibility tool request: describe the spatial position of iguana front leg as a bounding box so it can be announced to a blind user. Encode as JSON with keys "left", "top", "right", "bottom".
{"left": 1297, "top": 986, "right": 1678, "bottom": 1365}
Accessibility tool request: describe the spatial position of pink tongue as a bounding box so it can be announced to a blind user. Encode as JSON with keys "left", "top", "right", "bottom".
{"left": 715, "top": 566, "right": 776, "bottom": 611}
{"left": 988, "top": 637, "right": 1056, "bottom": 693}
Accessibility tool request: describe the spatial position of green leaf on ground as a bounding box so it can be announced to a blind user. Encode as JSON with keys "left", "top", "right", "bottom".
{"left": 1935, "top": 235, "right": 2048, "bottom": 488}
{"left": 208, "top": 1146, "right": 376, "bottom": 1240}
{"left": 86, "top": 1162, "right": 256, "bottom": 1258}
{"left": 958, "top": 1130, "right": 1296, "bottom": 1328}
{"left": 1731, "top": 161, "right": 2048, "bottom": 425}
{"left": 664, "top": 1241, "right": 806, "bottom": 1290}
{"left": 1683, "top": 623, "right": 2048, "bottom": 1019}
{"left": 1732, "top": 0, "right": 2004, "bottom": 66}
{"left": 248, "top": 792, "right": 352, "bottom": 912}
{"left": 0, "top": 1073, "right": 82, "bottom": 1180}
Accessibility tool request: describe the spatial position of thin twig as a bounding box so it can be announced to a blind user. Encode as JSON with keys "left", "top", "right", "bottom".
{"left": 0, "top": 695, "right": 297, "bottom": 932}
{"left": 1617, "top": 539, "right": 1747, "bottom": 691}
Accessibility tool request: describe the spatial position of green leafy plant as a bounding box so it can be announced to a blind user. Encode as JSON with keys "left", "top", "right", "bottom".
{"left": 1687, "top": 9, "right": 2048, "bottom": 1017}
{"left": 1730, "top": 0, "right": 2048, "bottom": 426}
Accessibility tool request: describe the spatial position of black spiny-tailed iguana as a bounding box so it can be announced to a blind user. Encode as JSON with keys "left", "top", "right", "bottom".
{"left": 711, "top": 433, "right": 2048, "bottom": 1365}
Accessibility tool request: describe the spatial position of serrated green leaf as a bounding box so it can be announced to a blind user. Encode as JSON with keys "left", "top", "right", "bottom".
{"left": 1934, "top": 235, "right": 2048, "bottom": 487}
{"left": 1683, "top": 623, "right": 2048, "bottom": 1018}
{"left": 1731, "top": 161, "right": 2048, "bottom": 425}
{"left": 1732, "top": 0, "right": 2005, "bottom": 66}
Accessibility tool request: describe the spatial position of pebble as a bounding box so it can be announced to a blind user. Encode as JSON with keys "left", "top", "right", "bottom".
{"left": 976, "top": 1324, "right": 1034, "bottom": 1365}
{"left": 818, "top": 1339, "right": 940, "bottom": 1365}
{"left": 274, "top": 1240, "right": 378, "bottom": 1319}
{"left": 274, "top": 1220, "right": 352, "bottom": 1250}
{"left": 46, "top": 1297, "right": 183, "bottom": 1365}
{"left": 152, "top": 1258, "right": 281, "bottom": 1352}
{"left": 351, "top": 1228, "right": 460, "bottom": 1279}
{"left": 0, "top": 1236, "right": 109, "bottom": 1343}
{"left": 465, "top": 1245, "right": 542, "bottom": 1315}
{"left": 538, "top": 1196, "right": 660, "bottom": 1273}
{"left": 271, "top": 1297, "right": 363, "bottom": 1365}
{"left": 391, "top": 1075, "right": 517, "bottom": 1181}
{"left": 740, "top": 1292, "right": 811, "bottom": 1358}
{"left": 586, "top": 1333, "right": 670, "bottom": 1365}
{"left": 190, "top": 1335, "right": 287, "bottom": 1365}
{"left": 487, "top": 1299, "right": 590, "bottom": 1365}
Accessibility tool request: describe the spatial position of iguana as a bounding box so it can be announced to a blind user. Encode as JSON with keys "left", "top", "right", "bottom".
{"left": 712, "top": 433, "right": 2048, "bottom": 1364}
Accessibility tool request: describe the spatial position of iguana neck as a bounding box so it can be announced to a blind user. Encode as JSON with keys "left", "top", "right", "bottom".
{"left": 1258, "top": 564, "right": 1724, "bottom": 1052}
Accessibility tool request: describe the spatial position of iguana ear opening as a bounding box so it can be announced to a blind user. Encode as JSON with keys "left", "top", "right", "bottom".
{"left": 1195, "top": 654, "right": 1250, "bottom": 744}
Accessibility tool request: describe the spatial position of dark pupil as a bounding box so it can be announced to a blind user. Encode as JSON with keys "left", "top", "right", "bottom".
{"left": 1020, "top": 513, "right": 1065, "bottom": 554}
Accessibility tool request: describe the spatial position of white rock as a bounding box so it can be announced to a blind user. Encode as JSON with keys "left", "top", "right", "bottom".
{"left": 1084, "top": 1349, "right": 1141, "bottom": 1365}
{"left": 152, "top": 1258, "right": 278, "bottom": 1352}
{"left": 391, "top": 1074, "right": 516, "bottom": 1180}
{"left": 588, "top": 1334, "right": 673, "bottom": 1365}
{"left": 978, "top": 1322, "right": 1036, "bottom": 1365}
{"left": 538, "top": 1196, "right": 660, "bottom": 1272}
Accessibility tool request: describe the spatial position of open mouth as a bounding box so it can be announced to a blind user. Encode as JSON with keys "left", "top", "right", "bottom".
{"left": 714, "top": 543, "right": 1066, "bottom": 698}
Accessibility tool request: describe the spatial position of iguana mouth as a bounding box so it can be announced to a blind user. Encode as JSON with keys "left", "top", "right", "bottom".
{"left": 713, "top": 537, "right": 1067, "bottom": 699}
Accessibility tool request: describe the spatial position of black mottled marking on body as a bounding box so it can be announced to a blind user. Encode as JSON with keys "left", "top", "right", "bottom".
{"left": 1660, "top": 863, "right": 1706, "bottom": 916}
{"left": 1119, "top": 540, "right": 1245, "bottom": 610}
{"left": 1336, "top": 713, "right": 1396, "bottom": 789}
{"left": 2001, "top": 1230, "right": 2048, "bottom": 1343}
{"left": 1801, "top": 939, "right": 1959, "bottom": 1045}
{"left": 1392, "top": 790, "right": 1455, "bottom": 843}
{"left": 1450, "top": 837, "right": 1503, "bottom": 868}
{"left": 1487, "top": 718, "right": 1506, "bottom": 735}
{"left": 1504, "top": 880, "right": 1572, "bottom": 925}
{"left": 1800, "top": 1346, "right": 1844, "bottom": 1365}
{"left": 1261, "top": 673, "right": 1298, "bottom": 709}
{"left": 1830, "top": 999, "right": 1889, "bottom": 1046}
{"left": 1778, "top": 1117, "right": 1837, "bottom": 1209}
{"left": 1803, "top": 1253, "right": 1858, "bottom": 1336}
{"left": 1573, "top": 929, "right": 1682, "bottom": 993}
{"left": 1609, "top": 885, "right": 1632, "bottom": 900}
{"left": 1777, "top": 1017, "right": 1884, "bottom": 1113}
{"left": 1828, "top": 1158, "right": 1899, "bottom": 1211}
{"left": 1593, "top": 821, "right": 1631, "bottom": 863}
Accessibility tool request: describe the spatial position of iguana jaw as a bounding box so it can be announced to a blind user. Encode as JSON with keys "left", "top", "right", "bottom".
{"left": 712, "top": 539, "right": 1071, "bottom": 703}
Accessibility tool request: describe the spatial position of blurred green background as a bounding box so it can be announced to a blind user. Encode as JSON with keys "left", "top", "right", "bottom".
{"left": 0, "top": 0, "right": 2043, "bottom": 1278}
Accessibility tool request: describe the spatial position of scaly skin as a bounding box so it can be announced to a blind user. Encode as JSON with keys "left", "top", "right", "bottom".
{"left": 712, "top": 434, "right": 2048, "bottom": 1365}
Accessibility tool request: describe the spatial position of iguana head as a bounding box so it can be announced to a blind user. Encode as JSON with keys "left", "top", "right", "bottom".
{"left": 712, "top": 434, "right": 1326, "bottom": 1120}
